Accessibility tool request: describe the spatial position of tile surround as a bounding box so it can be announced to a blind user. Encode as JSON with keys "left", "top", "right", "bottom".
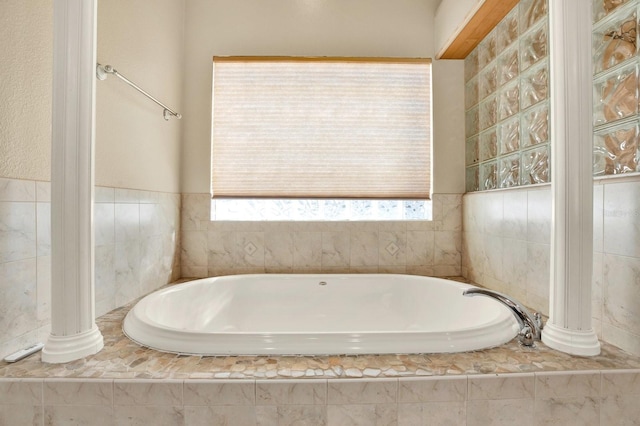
{"left": 0, "top": 178, "right": 181, "bottom": 360}
{"left": 462, "top": 176, "right": 640, "bottom": 357}
{"left": 181, "top": 193, "right": 462, "bottom": 278}
{"left": 2, "top": 177, "right": 640, "bottom": 423}
{"left": 463, "top": 0, "right": 640, "bottom": 358}
{"left": 1, "top": 279, "right": 640, "bottom": 424}
{"left": 1, "top": 367, "right": 640, "bottom": 425}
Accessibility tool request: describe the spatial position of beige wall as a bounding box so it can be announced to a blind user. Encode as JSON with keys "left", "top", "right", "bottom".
{"left": 181, "top": 0, "right": 465, "bottom": 194}
{"left": 96, "top": 0, "right": 184, "bottom": 193}
{"left": 0, "top": 1, "right": 53, "bottom": 182}
{"left": 432, "top": 59, "right": 465, "bottom": 193}
{"left": 434, "top": 0, "right": 483, "bottom": 57}
{"left": 2, "top": 0, "right": 464, "bottom": 193}
{"left": 0, "top": 0, "right": 184, "bottom": 193}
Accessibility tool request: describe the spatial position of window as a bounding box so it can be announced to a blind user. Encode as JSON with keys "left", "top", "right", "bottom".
{"left": 211, "top": 57, "right": 432, "bottom": 220}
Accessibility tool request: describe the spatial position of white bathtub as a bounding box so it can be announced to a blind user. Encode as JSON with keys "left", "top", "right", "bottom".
{"left": 123, "top": 274, "right": 519, "bottom": 355}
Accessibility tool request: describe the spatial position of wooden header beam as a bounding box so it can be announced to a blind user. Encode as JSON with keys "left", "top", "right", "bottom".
{"left": 438, "top": 0, "right": 519, "bottom": 59}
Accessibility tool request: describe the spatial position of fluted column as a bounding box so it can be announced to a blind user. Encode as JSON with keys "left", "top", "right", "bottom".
{"left": 541, "top": 0, "right": 600, "bottom": 356}
{"left": 42, "top": 0, "right": 103, "bottom": 363}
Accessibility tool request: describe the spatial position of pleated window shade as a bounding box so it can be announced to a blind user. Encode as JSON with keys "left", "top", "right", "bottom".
{"left": 211, "top": 57, "right": 432, "bottom": 199}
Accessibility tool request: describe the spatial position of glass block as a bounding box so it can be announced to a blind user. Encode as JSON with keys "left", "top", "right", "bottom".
{"left": 479, "top": 127, "right": 498, "bottom": 161}
{"left": 520, "top": 21, "right": 548, "bottom": 72}
{"left": 466, "top": 135, "right": 480, "bottom": 166}
{"left": 478, "top": 63, "right": 498, "bottom": 100}
{"left": 324, "top": 200, "right": 349, "bottom": 220}
{"left": 377, "top": 200, "right": 402, "bottom": 218}
{"left": 593, "top": 62, "right": 638, "bottom": 126}
{"left": 466, "top": 166, "right": 480, "bottom": 192}
{"left": 593, "top": 5, "right": 637, "bottom": 74}
{"left": 480, "top": 161, "right": 498, "bottom": 191}
{"left": 351, "top": 200, "right": 374, "bottom": 220}
{"left": 593, "top": 0, "right": 631, "bottom": 23}
{"left": 497, "top": 6, "right": 520, "bottom": 52}
{"left": 294, "top": 199, "right": 322, "bottom": 220}
{"left": 499, "top": 116, "right": 520, "bottom": 155}
{"left": 520, "top": 0, "right": 548, "bottom": 33}
{"left": 466, "top": 106, "right": 480, "bottom": 137}
{"left": 522, "top": 101, "right": 549, "bottom": 147}
{"left": 593, "top": 119, "right": 640, "bottom": 175}
{"left": 498, "top": 45, "right": 520, "bottom": 85}
{"left": 404, "top": 201, "right": 426, "bottom": 220}
{"left": 479, "top": 95, "right": 498, "bottom": 132}
{"left": 266, "top": 199, "right": 295, "bottom": 220}
{"left": 521, "top": 61, "right": 548, "bottom": 110}
{"left": 465, "top": 49, "right": 479, "bottom": 83}
{"left": 213, "top": 199, "right": 431, "bottom": 221}
{"left": 466, "top": 77, "right": 479, "bottom": 109}
{"left": 499, "top": 153, "right": 521, "bottom": 188}
{"left": 478, "top": 30, "right": 497, "bottom": 70}
{"left": 498, "top": 80, "right": 520, "bottom": 121}
{"left": 521, "top": 144, "right": 550, "bottom": 185}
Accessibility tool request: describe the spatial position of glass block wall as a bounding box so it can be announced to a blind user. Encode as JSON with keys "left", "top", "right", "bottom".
{"left": 465, "top": 0, "right": 640, "bottom": 192}
{"left": 465, "top": 0, "right": 550, "bottom": 192}
{"left": 593, "top": 0, "right": 640, "bottom": 175}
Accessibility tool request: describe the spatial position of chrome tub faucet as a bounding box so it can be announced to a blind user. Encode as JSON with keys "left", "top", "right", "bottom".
{"left": 463, "top": 287, "right": 543, "bottom": 346}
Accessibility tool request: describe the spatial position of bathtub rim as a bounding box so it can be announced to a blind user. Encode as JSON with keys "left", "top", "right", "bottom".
{"left": 123, "top": 274, "right": 520, "bottom": 356}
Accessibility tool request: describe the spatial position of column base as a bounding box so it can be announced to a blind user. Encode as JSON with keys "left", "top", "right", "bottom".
{"left": 41, "top": 325, "right": 104, "bottom": 364}
{"left": 541, "top": 322, "right": 600, "bottom": 356}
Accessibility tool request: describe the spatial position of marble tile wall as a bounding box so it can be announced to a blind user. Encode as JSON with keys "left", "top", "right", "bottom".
{"left": 180, "top": 193, "right": 462, "bottom": 278}
{"left": 0, "top": 177, "right": 180, "bottom": 360}
{"left": 462, "top": 176, "right": 640, "bottom": 357}
{"left": 0, "top": 178, "right": 50, "bottom": 363}
{"left": 462, "top": 185, "right": 551, "bottom": 317}
{"left": 1, "top": 370, "right": 639, "bottom": 425}
{"left": 595, "top": 177, "right": 640, "bottom": 357}
{"left": 94, "top": 186, "right": 181, "bottom": 316}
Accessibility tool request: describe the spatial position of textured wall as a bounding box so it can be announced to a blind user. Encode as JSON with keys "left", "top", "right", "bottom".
{"left": 0, "top": 0, "right": 184, "bottom": 193}
{"left": 0, "top": 0, "right": 53, "bottom": 181}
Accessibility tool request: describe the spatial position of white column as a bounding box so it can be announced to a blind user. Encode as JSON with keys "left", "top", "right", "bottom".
{"left": 542, "top": 0, "right": 600, "bottom": 356}
{"left": 42, "top": 0, "right": 104, "bottom": 363}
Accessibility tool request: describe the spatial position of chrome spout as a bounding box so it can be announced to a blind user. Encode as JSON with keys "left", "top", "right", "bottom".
{"left": 463, "top": 287, "right": 543, "bottom": 346}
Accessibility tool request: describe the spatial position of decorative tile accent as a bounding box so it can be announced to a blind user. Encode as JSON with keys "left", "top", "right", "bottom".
{"left": 385, "top": 242, "right": 399, "bottom": 256}
{"left": 244, "top": 241, "right": 258, "bottom": 256}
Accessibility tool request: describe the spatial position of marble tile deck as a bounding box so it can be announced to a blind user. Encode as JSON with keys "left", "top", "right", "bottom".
{"left": 2, "top": 279, "right": 640, "bottom": 380}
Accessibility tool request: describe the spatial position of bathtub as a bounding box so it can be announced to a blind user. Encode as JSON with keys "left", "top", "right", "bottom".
{"left": 123, "top": 274, "right": 519, "bottom": 356}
